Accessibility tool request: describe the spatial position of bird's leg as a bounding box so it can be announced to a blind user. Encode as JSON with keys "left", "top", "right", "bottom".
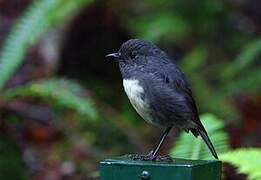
{"left": 128, "top": 127, "right": 173, "bottom": 162}
{"left": 149, "top": 127, "right": 172, "bottom": 159}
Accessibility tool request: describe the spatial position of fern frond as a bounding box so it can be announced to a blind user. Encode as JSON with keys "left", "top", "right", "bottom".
{"left": 170, "top": 113, "right": 229, "bottom": 160}
{"left": 3, "top": 78, "right": 97, "bottom": 120}
{"left": 220, "top": 148, "right": 261, "bottom": 180}
{"left": 0, "top": 0, "right": 93, "bottom": 90}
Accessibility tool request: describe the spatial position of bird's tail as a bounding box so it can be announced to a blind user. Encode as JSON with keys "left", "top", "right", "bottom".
{"left": 198, "top": 129, "right": 218, "bottom": 159}
{"left": 191, "top": 128, "right": 219, "bottom": 159}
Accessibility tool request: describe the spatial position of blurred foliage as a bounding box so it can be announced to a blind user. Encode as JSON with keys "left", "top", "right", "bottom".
{"left": 0, "top": 0, "right": 97, "bottom": 179}
{"left": 0, "top": 136, "right": 28, "bottom": 180}
{"left": 3, "top": 78, "right": 97, "bottom": 120}
{"left": 181, "top": 45, "right": 208, "bottom": 74}
{"left": 223, "top": 38, "right": 261, "bottom": 79}
{"left": 170, "top": 114, "right": 261, "bottom": 179}
{"left": 220, "top": 148, "right": 261, "bottom": 180}
{"left": 0, "top": 0, "right": 93, "bottom": 89}
{"left": 127, "top": 12, "right": 190, "bottom": 43}
{"left": 170, "top": 113, "right": 229, "bottom": 160}
{"left": 0, "top": 0, "right": 260, "bottom": 179}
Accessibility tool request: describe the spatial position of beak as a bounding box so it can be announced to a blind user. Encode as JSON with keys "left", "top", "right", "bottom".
{"left": 105, "top": 52, "right": 120, "bottom": 60}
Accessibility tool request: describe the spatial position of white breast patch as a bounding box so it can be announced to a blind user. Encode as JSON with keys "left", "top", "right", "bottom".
{"left": 123, "top": 79, "right": 153, "bottom": 124}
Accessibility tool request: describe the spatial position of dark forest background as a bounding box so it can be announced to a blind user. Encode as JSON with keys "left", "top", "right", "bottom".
{"left": 0, "top": 0, "right": 260, "bottom": 179}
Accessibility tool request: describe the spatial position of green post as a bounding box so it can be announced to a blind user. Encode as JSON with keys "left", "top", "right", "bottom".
{"left": 100, "top": 156, "right": 221, "bottom": 180}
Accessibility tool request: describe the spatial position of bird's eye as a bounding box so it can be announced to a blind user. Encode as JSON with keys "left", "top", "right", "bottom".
{"left": 130, "top": 52, "right": 136, "bottom": 59}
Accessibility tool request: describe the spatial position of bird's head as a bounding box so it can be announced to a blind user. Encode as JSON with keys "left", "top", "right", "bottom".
{"left": 106, "top": 39, "right": 167, "bottom": 65}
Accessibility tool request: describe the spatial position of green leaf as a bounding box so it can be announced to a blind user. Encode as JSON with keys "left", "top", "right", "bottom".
{"left": 220, "top": 148, "right": 261, "bottom": 180}
{"left": 170, "top": 113, "right": 229, "bottom": 160}
{"left": 0, "top": 0, "right": 93, "bottom": 90}
{"left": 3, "top": 78, "right": 97, "bottom": 120}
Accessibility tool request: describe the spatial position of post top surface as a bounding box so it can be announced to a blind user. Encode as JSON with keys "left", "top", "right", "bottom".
{"left": 100, "top": 155, "right": 221, "bottom": 167}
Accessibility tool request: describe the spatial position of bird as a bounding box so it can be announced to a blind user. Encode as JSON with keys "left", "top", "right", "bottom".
{"left": 106, "top": 39, "right": 218, "bottom": 160}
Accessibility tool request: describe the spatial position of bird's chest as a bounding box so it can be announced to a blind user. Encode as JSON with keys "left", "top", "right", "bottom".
{"left": 123, "top": 79, "right": 153, "bottom": 124}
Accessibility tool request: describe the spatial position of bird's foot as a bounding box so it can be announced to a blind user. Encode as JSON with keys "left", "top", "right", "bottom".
{"left": 127, "top": 153, "right": 173, "bottom": 162}
{"left": 127, "top": 153, "right": 155, "bottom": 161}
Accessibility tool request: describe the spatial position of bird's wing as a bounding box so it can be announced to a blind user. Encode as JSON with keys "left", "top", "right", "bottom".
{"left": 165, "top": 65, "right": 199, "bottom": 119}
{"left": 145, "top": 56, "right": 206, "bottom": 131}
{"left": 164, "top": 64, "right": 206, "bottom": 129}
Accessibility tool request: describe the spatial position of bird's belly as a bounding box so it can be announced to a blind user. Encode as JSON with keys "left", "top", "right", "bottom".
{"left": 123, "top": 79, "right": 154, "bottom": 124}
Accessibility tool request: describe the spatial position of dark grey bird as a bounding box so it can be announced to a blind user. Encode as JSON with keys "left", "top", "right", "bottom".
{"left": 106, "top": 39, "right": 218, "bottom": 160}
